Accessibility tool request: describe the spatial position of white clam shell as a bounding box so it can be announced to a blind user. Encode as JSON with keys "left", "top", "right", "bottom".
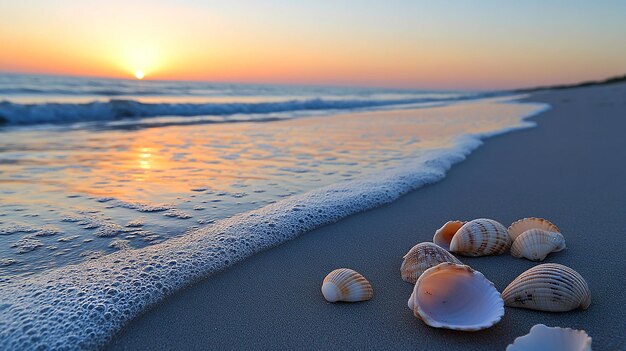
{"left": 401, "top": 242, "right": 462, "bottom": 284}
{"left": 508, "top": 217, "right": 560, "bottom": 241}
{"left": 321, "top": 268, "right": 373, "bottom": 302}
{"left": 432, "top": 220, "right": 465, "bottom": 250}
{"left": 506, "top": 324, "right": 592, "bottom": 351}
{"left": 449, "top": 218, "right": 511, "bottom": 256}
{"left": 408, "top": 262, "right": 504, "bottom": 331}
{"left": 502, "top": 263, "right": 591, "bottom": 312}
{"left": 510, "top": 229, "right": 566, "bottom": 261}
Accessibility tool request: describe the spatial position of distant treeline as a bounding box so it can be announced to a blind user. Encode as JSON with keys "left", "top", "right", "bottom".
{"left": 516, "top": 74, "right": 626, "bottom": 93}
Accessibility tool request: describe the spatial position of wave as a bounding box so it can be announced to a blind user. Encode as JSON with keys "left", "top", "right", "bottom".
{"left": 0, "top": 96, "right": 465, "bottom": 126}
{"left": 0, "top": 102, "right": 549, "bottom": 349}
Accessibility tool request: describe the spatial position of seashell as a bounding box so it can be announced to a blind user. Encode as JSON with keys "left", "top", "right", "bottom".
{"left": 321, "top": 268, "right": 373, "bottom": 302}
{"left": 449, "top": 218, "right": 511, "bottom": 256}
{"left": 506, "top": 324, "right": 592, "bottom": 351}
{"left": 433, "top": 220, "right": 465, "bottom": 250}
{"left": 408, "top": 262, "right": 504, "bottom": 331}
{"left": 510, "top": 229, "right": 566, "bottom": 261}
{"left": 401, "top": 242, "right": 462, "bottom": 284}
{"left": 502, "top": 263, "right": 591, "bottom": 312}
{"left": 508, "top": 217, "right": 560, "bottom": 241}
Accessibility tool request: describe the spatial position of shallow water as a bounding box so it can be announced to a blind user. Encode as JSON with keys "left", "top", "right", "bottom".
{"left": 1, "top": 96, "right": 542, "bottom": 281}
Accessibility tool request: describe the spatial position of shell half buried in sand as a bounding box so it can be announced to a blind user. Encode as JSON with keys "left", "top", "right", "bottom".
{"left": 321, "top": 268, "right": 373, "bottom": 303}
{"left": 506, "top": 324, "right": 592, "bottom": 351}
{"left": 408, "top": 262, "right": 504, "bottom": 331}
{"left": 400, "top": 242, "right": 462, "bottom": 284}
{"left": 448, "top": 218, "right": 511, "bottom": 256}
{"left": 510, "top": 229, "right": 566, "bottom": 261}
{"left": 432, "top": 220, "right": 466, "bottom": 250}
{"left": 502, "top": 263, "right": 591, "bottom": 312}
{"left": 508, "top": 217, "right": 561, "bottom": 241}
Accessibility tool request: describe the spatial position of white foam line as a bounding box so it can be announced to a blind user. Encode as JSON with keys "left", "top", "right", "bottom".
{"left": 0, "top": 101, "right": 549, "bottom": 350}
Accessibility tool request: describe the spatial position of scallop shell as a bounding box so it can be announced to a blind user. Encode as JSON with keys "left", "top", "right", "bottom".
{"left": 408, "top": 263, "right": 504, "bottom": 331}
{"left": 508, "top": 217, "right": 560, "bottom": 241}
{"left": 510, "top": 229, "right": 566, "bottom": 261}
{"left": 433, "top": 220, "right": 465, "bottom": 250}
{"left": 449, "top": 218, "right": 511, "bottom": 256}
{"left": 506, "top": 324, "right": 592, "bottom": 351}
{"left": 400, "top": 242, "right": 462, "bottom": 284}
{"left": 502, "top": 263, "right": 591, "bottom": 312}
{"left": 321, "top": 268, "right": 373, "bottom": 302}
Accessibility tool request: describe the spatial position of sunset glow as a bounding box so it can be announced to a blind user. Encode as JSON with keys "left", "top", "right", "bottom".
{"left": 1, "top": 1, "right": 625, "bottom": 89}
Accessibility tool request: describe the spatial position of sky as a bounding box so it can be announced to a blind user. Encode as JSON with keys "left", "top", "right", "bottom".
{"left": 1, "top": 0, "right": 625, "bottom": 89}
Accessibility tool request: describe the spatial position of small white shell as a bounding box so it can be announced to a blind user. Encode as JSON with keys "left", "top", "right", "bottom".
{"left": 408, "top": 263, "right": 504, "bottom": 331}
{"left": 400, "top": 242, "right": 462, "bottom": 284}
{"left": 506, "top": 324, "right": 592, "bottom": 351}
{"left": 508, "top": 217, "right": 560, "bottom": 241}
{"left": 510, "top": 229, "right": 566, "bottom": 261}
{"left": 502, "top": 263, "right": 591, "bottom": 312}
{"left": 321, "top": 268, "right": 373, "bottom": 302}
{"left": 433, "top": 220, "right": 465, "bottom": 250}
{"left": 449, "top": 218, "right": 511, "bottom": 256}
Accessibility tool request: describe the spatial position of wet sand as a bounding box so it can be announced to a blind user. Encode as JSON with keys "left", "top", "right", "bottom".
{"left": 106, "top": 83, "right": 626, "bottom": 350}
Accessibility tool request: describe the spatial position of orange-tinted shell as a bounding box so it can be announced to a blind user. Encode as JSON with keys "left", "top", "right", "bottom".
{"left": 433, "top": 220, "right": 465, "bottom": 250}
{"left": 449, "top": 218, "right": 511, "bottom": 256}
{"left": 321, "top": 268, "right": 373, "bottom": 302}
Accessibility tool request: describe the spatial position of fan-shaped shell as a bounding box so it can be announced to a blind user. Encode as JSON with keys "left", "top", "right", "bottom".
{"left": 508, "top": 217, "right": 560, "bottom": 241}
{"left": 433, "top": 220, "right": 465, "bottom": 250}
{"left": 400, "top": 242, "right": 462, "bottom": 284}
{"left": 321, "top": 268, "right": 373, "bottom": 302}
{"left": 408, "top": 263, "right": 504, "bottom": 331}
{"left": 502, "top": 263, "right": 591, "bottom": 312}
{"left": 506, "top": 324, "right": 592, "bottom": 351}
{"left": 511, "top": 229, "right": 566, "bottom": 261}
{"left": 449, "top": 218, "right": 510, "bottom": 256}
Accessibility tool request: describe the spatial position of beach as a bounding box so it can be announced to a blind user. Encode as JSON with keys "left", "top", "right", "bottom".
{"left": 0, "top": 76, "right": 549, "bottom": 350}
{"left": 106, "top": 83, "right": 626, "bottom": 350}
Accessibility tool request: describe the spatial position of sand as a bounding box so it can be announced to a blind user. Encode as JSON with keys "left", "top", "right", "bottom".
{"left": 106, "top": 83, "right": 626, "bottom": 350}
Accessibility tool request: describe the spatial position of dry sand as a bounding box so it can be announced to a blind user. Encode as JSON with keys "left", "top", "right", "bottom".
{"left": 106, "top": 83, "right": 626, "bottom": 350}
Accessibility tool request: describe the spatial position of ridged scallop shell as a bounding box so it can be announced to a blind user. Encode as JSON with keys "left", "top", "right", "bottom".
{"left": 506, "top": 324, "right": 592, "bottom": 351}
{"left": 502, "top": 263, "right": 591, "bottom": 312}
{"left": 400, "top": 242, "right": 462, "bottom": 284}
{"left": 407, "top": 263, "right": 504, "bottom": 331}
{"left": 449, "top": 218, "right": 511, "bottom": 256}
{"left": 321, "top": 268, "right": 373, "bottom": 302}
{"left": 510, "top": 229, "right": 566, "bottom": 261}
{"left": 508, "top": 217, "right": 560, "bottom": 241}
{"left": 432, "top": 220, "right": 465, "bottom": 250}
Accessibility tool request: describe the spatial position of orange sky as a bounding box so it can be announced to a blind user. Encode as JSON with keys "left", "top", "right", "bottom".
{"left": 1, "top": 1, "right": 625, "bottom": 89}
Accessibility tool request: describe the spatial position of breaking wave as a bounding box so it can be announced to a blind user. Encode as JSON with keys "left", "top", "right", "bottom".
{"left": 0, "top": 96, "right": 466, "bottom": 126}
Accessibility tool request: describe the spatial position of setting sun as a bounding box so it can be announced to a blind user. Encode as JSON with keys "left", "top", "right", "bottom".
{"left": 120, "top": 44, "right": 160, "bottom": 81}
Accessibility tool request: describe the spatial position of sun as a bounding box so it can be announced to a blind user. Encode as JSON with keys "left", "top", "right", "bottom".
{"left": 134, "top": 70, "right": 145, "bottom": 80}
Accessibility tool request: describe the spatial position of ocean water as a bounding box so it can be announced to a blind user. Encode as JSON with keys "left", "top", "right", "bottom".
{"left": 0, "top": 74, "right": 548, "bottom": 349}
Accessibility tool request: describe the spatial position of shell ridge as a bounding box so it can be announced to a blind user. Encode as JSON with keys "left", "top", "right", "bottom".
{"left": 321, "top": 268, "right": 373, "bottom": 303}
{"left": 502, "top": 264, "right": 590, "bottom": 312}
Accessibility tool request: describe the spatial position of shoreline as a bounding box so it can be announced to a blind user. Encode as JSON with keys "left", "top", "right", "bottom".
{"left": 107, "top": 83, "right": 626, "bottom": 350}
{"left": 0, "top": 96, "right": 545, "bottom": 349}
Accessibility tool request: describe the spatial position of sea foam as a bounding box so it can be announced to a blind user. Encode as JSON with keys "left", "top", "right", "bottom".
{"left": 0, "top": 104, "right": 548, "bottom": 349}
